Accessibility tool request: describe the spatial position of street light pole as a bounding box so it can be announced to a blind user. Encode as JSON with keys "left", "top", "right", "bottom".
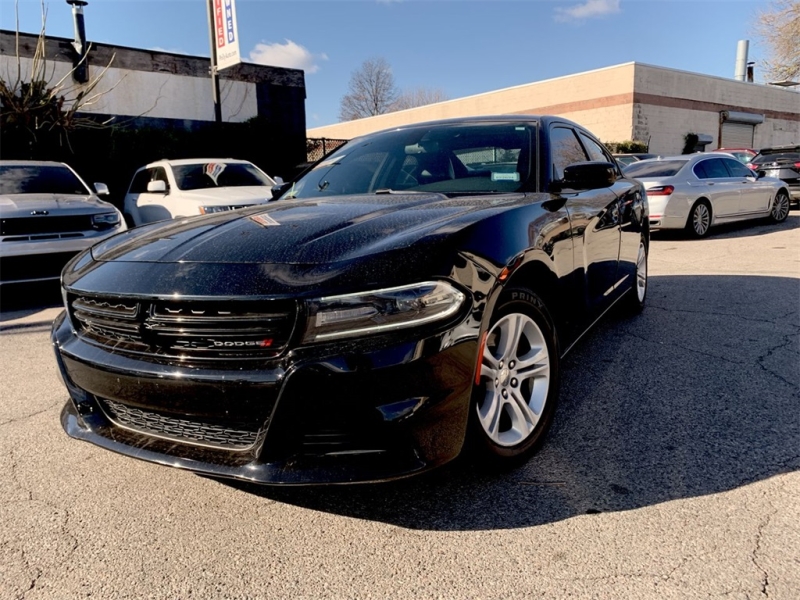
{"left": 205, "top": 0, "right": 222, "bottom": 123}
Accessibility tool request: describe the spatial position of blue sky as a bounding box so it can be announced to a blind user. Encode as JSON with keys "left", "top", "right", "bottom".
{"left": 1, "top": 1, "right": 769, "bottom": 127}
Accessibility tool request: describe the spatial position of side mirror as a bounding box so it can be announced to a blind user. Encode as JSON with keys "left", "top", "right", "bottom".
{"left": 560, "top": 161, "right": 617, "bottom": 191}
{"left": 147, "top": 180, "right": 167, "bottom": 193}
{"left": 271, "top": 181, "right": 292, "bottom": 200}
{"left": 273, "top": 176, "right": 284, "bottom": 185}
{"left": 94, "top": 182, "right": 110, "bottom": 196}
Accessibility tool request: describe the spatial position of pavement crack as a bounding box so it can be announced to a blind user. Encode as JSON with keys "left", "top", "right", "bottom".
{"left": 755, "top": 331, "right": 800, "bottom": 391}
{"left": 0, "top": 401, "right": 61, "bottom": 428}
{"left": 752, "top": 511, "right": 776, "bottom": 598}
{"left": 622, "top": 331, "right": 742, "bottom": 365}
{"left": 647, "top": 303, "right": 800, "bottom": 328}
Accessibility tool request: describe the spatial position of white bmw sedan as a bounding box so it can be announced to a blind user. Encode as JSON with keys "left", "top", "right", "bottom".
{"left": 624, "top": 153, "right": 791, "bottom": 237}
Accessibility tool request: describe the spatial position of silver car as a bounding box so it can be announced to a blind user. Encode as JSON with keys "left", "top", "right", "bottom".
{"left": 0, "top": 160, "right": 127, "bottom": 286}
{"left": 624, "top": 153, "right": 791, "bottom": 237}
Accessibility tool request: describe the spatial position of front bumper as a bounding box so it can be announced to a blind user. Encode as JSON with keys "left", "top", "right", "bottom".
{"left": 52, "top": 310, "right": 476, "bottom": 485}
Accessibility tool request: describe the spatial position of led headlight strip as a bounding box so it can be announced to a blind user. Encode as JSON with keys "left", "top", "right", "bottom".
{"left": 303, "top": 281, "right": 465, "bottom": 343}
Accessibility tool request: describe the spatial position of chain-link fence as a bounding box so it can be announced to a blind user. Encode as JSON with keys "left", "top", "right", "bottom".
{"left": 306, "top": 138, "right": 348, "bottom": 163}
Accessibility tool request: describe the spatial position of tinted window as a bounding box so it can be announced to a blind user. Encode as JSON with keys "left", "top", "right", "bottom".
{"left": 550, "top": 127, "right": 588, "bottom": 180}
{"left": 722, "top": 158, "right": 753, "bottom": 178}
{"left": 0, "top": 165, "right": 90, "bottom": 195}
{"left": 694, "top": 158, "right": 729, "bottom": 179}
{"left": 623, "top": 160, "right": 687, "bottom": 178}
{"left": 287, "top": 122, "right": 537, "bottom": 198}
{"left": 172, "top": 162, "right": 274, "bottom": 191}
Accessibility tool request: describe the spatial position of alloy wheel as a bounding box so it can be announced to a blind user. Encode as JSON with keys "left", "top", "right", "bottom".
{"left": 692, "top": 203, "right": 710, "bottom": 236}
{"left": 771, "top": 192, "right": 790, "bottom": 222}
{"left": 477, "top": 313, "right": 550, "bottom": 447}
{"left": 636, "top": 242, "right": 647, "bottom": 302}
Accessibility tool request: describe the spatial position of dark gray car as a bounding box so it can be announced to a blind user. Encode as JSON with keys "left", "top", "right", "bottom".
{"left": 750, "top": 145, "right": 800, "bottom": 207}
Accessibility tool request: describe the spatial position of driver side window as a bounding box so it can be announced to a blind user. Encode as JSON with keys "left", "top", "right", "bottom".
{"left": 550, "top": 127, "right": 588, "bottom": 181}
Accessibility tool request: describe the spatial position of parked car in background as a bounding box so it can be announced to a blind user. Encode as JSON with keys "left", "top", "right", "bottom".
{"left": 53, "top": 115, "right": 649, "bottom": 485}
{"left": 613, "top": 153, "right": 659, "bottom": 167}
{"left": 123, "top": 158, "right": 276, "bottom": 226}
{"left": 624, "top": 153, "right": 790, "bottom": 237}
{"left": 748, "top": 145, "right": 800, "bottom": 207}
{"left": 715, "top": 148, "right": 757, "bottom": 164}
{"left": 0, "top": 160, "right": 126, "bottom": 286}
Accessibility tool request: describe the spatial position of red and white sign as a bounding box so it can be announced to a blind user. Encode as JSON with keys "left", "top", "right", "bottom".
{"left": 213, "top": 0, "right": 241, "bottom": 71}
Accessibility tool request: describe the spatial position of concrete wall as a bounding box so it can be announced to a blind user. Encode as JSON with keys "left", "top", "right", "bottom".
{"left": 4, "top": 56, "right": 258, "bottom": 122}
{"left": 308, "top": 62, "right": 799, "bottom": 155}
{"left": 0, "top": 30, "right": 306, "bottom": 126}
{"left": 308, "top": 63, "right": 639, "bottom": 143}
{"left": 632, "top": 64, "right": 800, "bottom": 153}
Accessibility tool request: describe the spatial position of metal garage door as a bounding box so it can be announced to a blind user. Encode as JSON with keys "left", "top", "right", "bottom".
{"left": 720, "top": 121, "right": 755, "bottom": 148}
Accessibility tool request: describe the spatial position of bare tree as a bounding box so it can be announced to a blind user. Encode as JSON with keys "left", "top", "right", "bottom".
{"left": 0, "top": 2, "right": 119, "bottom": 153}
{"left": 391, "top": 86, "right": 449, "bottom": 111}
{"left": 753, "top": 0, "right": 800, "bottom": 82}
{"left": 338, "top": 57, "right": 399, "bottom": 121}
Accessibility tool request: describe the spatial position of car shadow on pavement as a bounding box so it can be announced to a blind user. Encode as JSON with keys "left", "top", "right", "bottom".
{"left": 221, "top": 273, "right": 800, "bottom": 531}
{"left": 651, "top": 211, "right": 799, "bottom": 241}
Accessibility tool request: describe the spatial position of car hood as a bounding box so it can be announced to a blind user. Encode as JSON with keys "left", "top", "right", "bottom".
{"left": 171, "top": 186, "right": 273, "bottom": 204}
{"left": 0, "top": 193, "right": 115, "bottom": 216}
{"left": 92, "top": 192, "right": 525, "bottom": 265}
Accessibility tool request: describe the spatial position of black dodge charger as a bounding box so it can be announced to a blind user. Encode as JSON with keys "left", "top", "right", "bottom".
{"left": 52, "top": 116, "right": 649, "bottom": 484}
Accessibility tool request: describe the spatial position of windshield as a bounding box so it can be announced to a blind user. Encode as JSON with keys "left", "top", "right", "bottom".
{"left": 286, "top": 122, "right": 537, "bottom": 199}
{"left": 624, "top": 160, "right": 687, "bottom": 178}
{"left": 0, "top": 165, "right": 90, "bottom": 195}
{"left": 172, "top": 162, "right": 275, "bottom": 191}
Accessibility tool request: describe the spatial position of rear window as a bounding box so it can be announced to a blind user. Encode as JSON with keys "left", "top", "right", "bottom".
{"left": 623, "top": 160, "right": 687, "bottom": 178}
{"left": 0, "top": 165, "right": 90, "bottom": 195}
{"left": 752, "top": 152, "right": 800, "bottom": 165}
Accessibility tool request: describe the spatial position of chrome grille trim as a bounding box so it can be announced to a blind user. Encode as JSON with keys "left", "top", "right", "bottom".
{"left": 99, "top": 398, "right": 263, "bottom": 451}
{"left": 69, "top": 293, "right": 297, "bottom": 360}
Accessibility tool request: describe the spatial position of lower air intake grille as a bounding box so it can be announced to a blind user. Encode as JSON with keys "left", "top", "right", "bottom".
{"left": 100, "top": 398, "right": 261, "bottom": 450}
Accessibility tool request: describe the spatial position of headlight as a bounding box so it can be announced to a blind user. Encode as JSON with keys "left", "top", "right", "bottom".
{"left": 199, "top": 205, "right": 231, "bottom": 214}
{"left": 302, "top": 281, "right": 466, "bottom": 343}
{"left": 92, "top": 212, "right": 120, "bottom": 228}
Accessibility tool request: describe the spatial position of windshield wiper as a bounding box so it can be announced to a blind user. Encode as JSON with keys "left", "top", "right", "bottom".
{"left": 374, "top": 188, "right": 428, "bottom": 194}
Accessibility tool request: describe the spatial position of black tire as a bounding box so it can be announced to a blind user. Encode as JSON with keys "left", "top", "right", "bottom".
{"left": 468, "top": 288, "right": 560, "bottom": 464}
{"left": 686, "top": 199, "right": 712, "bottom": 238}
{"left": 769, "top": 190, "right": 790, "bottom": 223}
{"left": 619, "top": 238, "right": 648, "bottom": 314}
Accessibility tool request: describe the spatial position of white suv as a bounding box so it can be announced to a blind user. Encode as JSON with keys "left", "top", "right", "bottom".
{"left": 123, "top": 158, "right": 276, "bottom": 226}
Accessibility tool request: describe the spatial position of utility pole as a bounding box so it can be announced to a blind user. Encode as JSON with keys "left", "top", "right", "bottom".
{"left": 205, "top": 0, "right": 222, "bottom": 123}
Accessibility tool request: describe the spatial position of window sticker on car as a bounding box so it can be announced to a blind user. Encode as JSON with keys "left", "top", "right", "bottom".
{"left": 249, "top": 213, "right": 280, "bottom": 227}
{"left": 204, "top": 163, "right": 227, "bottom": 184}
{"left": 491, "top": 172, "right": 520, "bottom": 182}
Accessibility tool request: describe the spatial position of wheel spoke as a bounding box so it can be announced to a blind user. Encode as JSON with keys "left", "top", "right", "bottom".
{"left": 496, "top": 314, "right": 522, "bottom": 361}
{"left": 507, "top": 390, "right": 536, "bottom": 437}
{"left": 515, "top": 346, "right": 548, "bottom": 377}
{"left": 478, "top": 389, "right": 503, "bottom": 438}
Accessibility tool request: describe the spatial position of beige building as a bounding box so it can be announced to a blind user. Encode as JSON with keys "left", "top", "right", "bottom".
{"left": 308, "top": 62, "right": 799, "bottom": 154}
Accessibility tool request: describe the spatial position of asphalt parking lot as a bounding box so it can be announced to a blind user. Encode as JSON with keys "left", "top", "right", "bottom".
{"left": 1, "top": 215, "right": 798, "bottom": 600}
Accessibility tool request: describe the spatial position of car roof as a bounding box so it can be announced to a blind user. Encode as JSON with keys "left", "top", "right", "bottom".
{"left": 142, "top": 158, "right": 254, "bottom": 168}
{"left": 351, "top": 114, "right": 579, "bottom": 142}
{"left": 758, "top": 145, "right": 800, "bottom": 153}
{"left": 0, "top": 160, "right": 71, "bottom": 167}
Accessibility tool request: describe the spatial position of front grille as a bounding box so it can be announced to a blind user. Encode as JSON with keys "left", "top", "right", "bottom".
{"left": 1, "top": 215, "right": 94, "bottom": 236}
{"left": 0, "top": 252, "right": 79, "bottom": 283}
{"left": 69, "top": 293, "right": 297, "bottom": 361}
{"left": 99, "top": 397, "right": 262, "bottom": 450}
